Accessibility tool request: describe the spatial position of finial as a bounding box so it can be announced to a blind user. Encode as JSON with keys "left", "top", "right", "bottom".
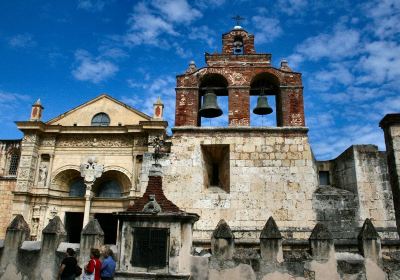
{"left": 232, "top": 15, "right": 245, "bottom": 28}
{"left": 34, "top": 99, "right": 42, "bottom": 105}
{"left": 186, "top": 60, "right": 197, "bottom": 74}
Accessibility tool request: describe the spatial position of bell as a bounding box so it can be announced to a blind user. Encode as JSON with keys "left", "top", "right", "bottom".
{"left": 199, "top": 90, "right": 223, "bottom": 118}
{"left": 253, "top": 95, "right": 273, "bottom": 115}
{"left": 233, "top": 39, "right": 243, "bottom": 54}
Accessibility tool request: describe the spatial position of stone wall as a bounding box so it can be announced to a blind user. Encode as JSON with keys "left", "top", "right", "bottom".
{"left": 163, "top": 127, "right": 318, "bottom": 242}
{"left": 0, "top": 179, "right": 16, "bottom": 239}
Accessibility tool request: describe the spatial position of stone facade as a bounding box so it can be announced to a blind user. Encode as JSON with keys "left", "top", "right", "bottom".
{"left": 0, "top": 26, "right": 400, "bottom": 279}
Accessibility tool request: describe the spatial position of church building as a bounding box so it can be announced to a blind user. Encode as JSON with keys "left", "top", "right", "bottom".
{"left": 0, "top": 25, "right": 400, "bottom": 279}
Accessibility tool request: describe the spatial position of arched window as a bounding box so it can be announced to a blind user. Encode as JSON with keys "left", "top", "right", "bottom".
{"left": 69, "top": 179, "right": 85, "bottom": 197}
{"left": 91, "top": 113, "right": 110, "bottom": 126}
{"left": 96, "top": 180, "right": 121, "bottom": 198}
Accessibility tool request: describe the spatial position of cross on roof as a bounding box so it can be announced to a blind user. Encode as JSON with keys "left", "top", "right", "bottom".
{"left": 232, "top": 15, "right": 245, "bottom": 26}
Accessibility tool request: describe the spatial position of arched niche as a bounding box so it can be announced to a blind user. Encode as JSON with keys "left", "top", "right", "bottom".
{"left": 51, "top": 168, "right": 83, "bottom": 196}
{"left": 198, "top": 73, "right": 229, "bottom": 126}
{"left": 93, "top": 170, "right": 131, "bottom": 198}
{"left": 250, "top": 72, "right": 282, "bottom": 126}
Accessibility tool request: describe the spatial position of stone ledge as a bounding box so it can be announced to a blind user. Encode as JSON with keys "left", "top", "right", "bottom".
{"left": 172, "top": 126, "right": 309, "bottom": 135}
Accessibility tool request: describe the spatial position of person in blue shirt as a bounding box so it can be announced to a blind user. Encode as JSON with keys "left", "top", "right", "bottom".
{"left": 101, "top": 248, "right": 116, "bottom": 280}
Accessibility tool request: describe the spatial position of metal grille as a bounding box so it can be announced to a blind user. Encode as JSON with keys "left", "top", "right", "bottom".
{"left": 8, "top": 153, "right": 19, "bottom": 176}
{"left": 132, "top": 228, "right": 168, "bottom": 268}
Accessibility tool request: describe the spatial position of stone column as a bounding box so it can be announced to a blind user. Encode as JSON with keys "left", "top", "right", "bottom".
{"left": 228, "top": 87, "right": 250, "bottom": 126}
{"left": 80, "top": 157, "right": 104, "bottom": 227}
{"left": 83, "top": 182, "right": 93, "bottom": 227}
{"left": 79, "top": 219, "right": 104, "bottom": 265}
{"left": 211, "top": 219, "right": 234, "bottom": 260}
{"left": 380, "top": 114, "right": 400, "bottom": 236}
{"left": 39, "top": 216, "right": 67, "bottom": 280}
{"left": 260, "top": 217, "right": 283, "bottom": 263}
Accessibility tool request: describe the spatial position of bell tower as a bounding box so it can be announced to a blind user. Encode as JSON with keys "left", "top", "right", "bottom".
{"left": 174, "top": 25, "right": 305, "bottom": 127}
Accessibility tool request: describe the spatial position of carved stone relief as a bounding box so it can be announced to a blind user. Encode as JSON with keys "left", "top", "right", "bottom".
{"left": 57, "top": 135, "right": 133, "bottom": 148}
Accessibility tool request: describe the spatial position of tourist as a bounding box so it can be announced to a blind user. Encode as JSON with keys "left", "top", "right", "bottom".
{"left": 101, "top": 247, "right": 116, "bottom": 280}
{"left": 58, "top": 248, "right": 77, "bottom": 280}
{"left": 83, "top": 248, "right": 102, "bottom": 280}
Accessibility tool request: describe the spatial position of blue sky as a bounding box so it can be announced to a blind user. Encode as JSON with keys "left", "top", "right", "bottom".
{"left": 0, "top": 0, "right": 399, "bottom": 160}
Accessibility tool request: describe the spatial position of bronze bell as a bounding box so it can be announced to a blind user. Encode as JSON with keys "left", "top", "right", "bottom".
{"left": 253, "top": 94, "right": 273, "bottom": 115}
{"left": 199, "top": 90, "right": 223, "bottom": 118}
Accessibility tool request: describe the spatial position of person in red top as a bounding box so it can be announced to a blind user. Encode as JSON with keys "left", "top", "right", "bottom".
{"left": 84, "top": 248, "right": 102, "bottom": 280}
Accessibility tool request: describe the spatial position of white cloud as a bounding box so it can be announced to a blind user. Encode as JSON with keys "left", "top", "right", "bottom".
{"left": 123, "top": 75, "right": 176, "bottom": 127}
{"left": 72, "top": 49, "right": 118, "bottom": 83}
{"left": 357, "top": 41, "right": 400, "bottom": 84}
{"left": 152, "top": 0, "right": 202, "bottom": 24}
{"left": 124, "top": 2, "right": 178, "bottom": 47}
{"left": 77, "top": 0, "right": 106, "bottom": 12}
{"left": 8, "top": 34, "right": 36, "bottom": 48}
{"left": 295, "top": 28, "right": 360, "bottom": 61}
{"left": 0, "top": 90, "right": 31, "bottom": 125}
{"left": 309, "top": 62, "right": 354, "bottom": 92}
{"left": 251, "top": 16, "right": 282, "bottom": 44}
{"left": 188, "top": 26, "right": 216, "bottom": 48}
{"left": 363, "top": 0, "right": 400, "bottom": 39}
{"left": 277, "top": 0, "right": 307, "bottom": 15}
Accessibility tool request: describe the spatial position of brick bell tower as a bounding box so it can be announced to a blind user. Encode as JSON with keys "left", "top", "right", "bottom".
{"left": 175, "top": 25, "right": 305, "bottom": 127}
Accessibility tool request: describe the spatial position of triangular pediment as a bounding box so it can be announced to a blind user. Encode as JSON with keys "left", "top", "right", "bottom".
{"left": 47, "top": 94, "right": 150, "bottom": 126}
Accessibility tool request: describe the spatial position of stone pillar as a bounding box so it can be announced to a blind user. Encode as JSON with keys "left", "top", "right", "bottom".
{"left": 175, "top": 88, "right": 199, "bottom": 126}
{"left": 260, "top": 217, "right": 283, "bottom": 263}
{"left": 39, "top": 216, "right": 67, "bottom": 279}
{"left": 179, "top": 223, "right": 193, "bottom": 273}
{"left": 83, "top": 182, "right": 93, "bottom": 227}
{"left": 358, "top": 219, "right": 386, "bottom": 279}
{"left": 306, "top": 223, "right": 340, "bottom": 280}
{"left": 228, "top": 87, "right": 250, "bottom": 126}
{"left": 279, "top": 86, "right": 305, "bottom": 127}
{"left": 380, "top": 114, "right": 400, "bottom": 236}
{"left": 211, "top": 219, "right": 234, "bottom": 260}
{"left": 79, "top": 219, "right": 104, "bottom": 264}
{"left": 0, "top": 215, "right": 30, "bottom": 273}
{"left": 80, "top": 157, "right": 104, "bottom": 227}
{"left": 358, "top": 218, "right": 381, "bottom": 263}
{"left": 309, "top": 223, "right": 334, "bottom": 261}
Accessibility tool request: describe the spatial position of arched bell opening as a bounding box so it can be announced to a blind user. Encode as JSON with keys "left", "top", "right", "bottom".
{"left": 92, "top": 170, "right": 131, "bottom": 198}
{"left": 198, "top": 73, "right": 229, "bottom": 127}
{"left": 250, "top": 73, "right": 281, "bottom": 127}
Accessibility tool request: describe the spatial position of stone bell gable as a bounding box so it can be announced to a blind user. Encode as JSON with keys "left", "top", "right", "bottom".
{"left": 175, "top": 26, "right": 304, "bottom": 127}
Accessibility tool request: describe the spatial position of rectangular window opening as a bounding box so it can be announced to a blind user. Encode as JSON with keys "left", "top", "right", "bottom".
{"left": 319, "top": 171, "right": 330, "bottom": 186}
{"left": 201, "top": 144, "right": 230, "bottom": 192}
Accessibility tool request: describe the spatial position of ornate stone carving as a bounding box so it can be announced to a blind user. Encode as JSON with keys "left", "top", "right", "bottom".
{"left": 143, "top": 194, "right": 162, "bottom": 213}
{"left": 57, "top": 135, "right": 132, "bottom": 148}
{"left": 22, "top": 133, "right": 38, "bottom": 144}
{"left": 40, "top": 136, "right": 56, "bottom": 147}
{"left": 80, "top": 157, "right": 104, "bottom": 183}
{"left": 38, "top": 163, "right": 48, "bottom": 186}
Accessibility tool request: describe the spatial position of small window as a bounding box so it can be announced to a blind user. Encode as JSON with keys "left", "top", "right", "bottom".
{"left": 201, "top": 144, "right": 230, "bottom": 192}
{"left": 8, "top": 153, "right": 20, "bottom": 176}
{"left": 132, "top": 228, "right": 169, "bottom": 268}
{"left": 319, "top": 171, "right": 330, "bottom": 185}
{"left": 91, "top": 113, "right": 110, "bottom": 126}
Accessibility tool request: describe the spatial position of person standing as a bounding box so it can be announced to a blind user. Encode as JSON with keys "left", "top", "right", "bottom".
{"left": 100, "top": 248, "right": 116, "bottom": 280}
{"left": 58, "top": 248, "right": 77, "bottom": 280}
{"left": 83, "top": 248, "right": 102, "bottom": 280}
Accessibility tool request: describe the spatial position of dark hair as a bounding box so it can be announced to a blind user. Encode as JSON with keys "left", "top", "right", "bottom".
{"left": 91, "top": 248, "right": 101, "bottom": 259}
{"left": 66, "top": 248, "right": 75, "bottom": 256}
